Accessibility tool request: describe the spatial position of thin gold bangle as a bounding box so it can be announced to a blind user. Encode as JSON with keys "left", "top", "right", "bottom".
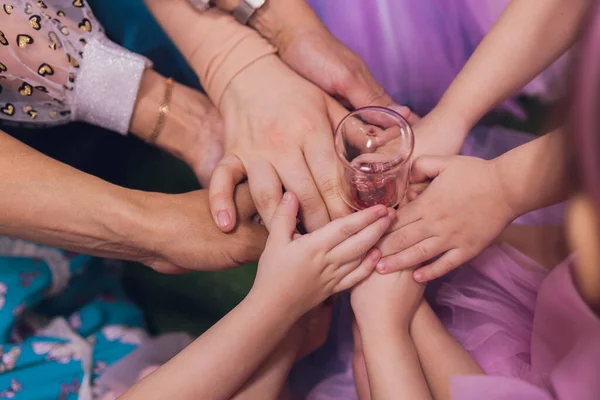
{"left": 147, "top": 77, "right": 174, "bottom": 145}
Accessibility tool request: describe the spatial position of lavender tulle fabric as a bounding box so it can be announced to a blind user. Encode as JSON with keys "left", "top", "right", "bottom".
{"left": 452, "top": 260, "right": 600, "bottom": 400}
{"left": 0, "top": 0, "right": 150, "bottom": 134}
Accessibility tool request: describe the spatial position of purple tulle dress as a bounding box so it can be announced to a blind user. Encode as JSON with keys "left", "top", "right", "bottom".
{"left": 288, "top": 1, "right": 590, "bottom": 399}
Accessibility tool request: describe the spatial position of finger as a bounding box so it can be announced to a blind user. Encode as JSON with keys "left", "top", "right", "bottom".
{"left": 247, "top": 162, "right": 283, "bottom": 231}
{"left": 413, "top": 248, "right": 464, "bottom": 282}
{"left": 264, "top": 192, "right": 299, "bottom": 246}
{"left": 232, "top": 184, "right": 257, "bottom": 219}
{"left": 406, "top": 182, "right": 430, "bottom": 202}
{"left": 376, "top": 237, "right": 449, "bottom": 274}
{"left": 333, "top": 249, "right": 381, "bottom": 292}
{"left": 209, "top": 154, "right": 246, "bottom": 232}
{"left": 387, "top": 200, "right": 422, "bottom": 232}
{"left": 329, "top": 209, "right": 394, "bottom": 262}
{"left": 389, "top": 104, "right": 421, "bottom": 125}
{"left": 278, "top": 152, "right": 331, "bottom": 232}
{"left": 315, "top": 205, "right": 388, "bottom": 249}
{"left": 303, "top": 99, "right": 353, "bottom": 221}
{"left": 377, "top": 220, "right": 432, "bottom": 258}
{"left": 410, "top": 156, "right": 450, "bottom": 184}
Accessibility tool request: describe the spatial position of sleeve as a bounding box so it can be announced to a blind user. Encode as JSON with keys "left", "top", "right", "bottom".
{"left": 0, "top": 0, "right": 151, "bottom": 134}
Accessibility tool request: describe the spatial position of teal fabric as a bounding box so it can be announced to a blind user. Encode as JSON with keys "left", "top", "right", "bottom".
{"left": 0, "top": 239, "right": 144, "bottom": 398}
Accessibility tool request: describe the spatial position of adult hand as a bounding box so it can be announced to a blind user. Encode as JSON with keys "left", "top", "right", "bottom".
{"left": 140, "top": 185, "right": 267, "bottom": 274}
{"left": 209, "top": 55, "right": 352, "bottom": 233}
{"left": 376, "top": 155, "right": 517, "bottom": 282}
{"left": 278, "top": 24, "right": 397, "bottom": 111}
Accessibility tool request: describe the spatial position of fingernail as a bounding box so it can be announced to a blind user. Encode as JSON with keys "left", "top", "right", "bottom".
{"left": 376, "top": 260, "right": 386, "bottom": 272}
{"left": 370, "top": 250, "right": 381, "bottom": 260}
{"left": 282, "top": 192, "right": 292, "bottom": 204}
{"left": 414, "top": 271, "right": 423, "bottom": 282}
{"left": 376, "top": 206, "right": 388, "bottom": 217}
{"left": 217, "top": 210, "right": 231, "bottom": 228}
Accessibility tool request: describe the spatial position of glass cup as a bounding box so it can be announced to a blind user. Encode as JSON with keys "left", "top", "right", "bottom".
{"left": 334, "top": 106, "right": 414, "bottom": 210}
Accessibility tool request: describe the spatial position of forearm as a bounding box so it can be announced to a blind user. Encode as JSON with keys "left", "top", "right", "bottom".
{"left": 0, "top": 131, "right": 155, "bottom": 260}
{"left": 358, "top": 321, "right": 432, "bottom": 400}
{"left": 144, "top": 0, "right": 276, "bottom": 106}
{"left": 435, "top": 0, "right": 589, "bottom": 134}
{"left": 231, "top": 320, "right": 305, "bottom": 400}
{"left": 123, "top": 291, "right": 301, "bottom": 400}
{"left": 492, "top": 127, "right": 570, "bottom": 218}
{"left": 410, "top": 302, "right": 484, "bottom": 400}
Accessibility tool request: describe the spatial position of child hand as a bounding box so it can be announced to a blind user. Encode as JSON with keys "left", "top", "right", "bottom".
{"left": 253, "top": 192, "right": 394, "bottom": 317}
{"left": 351, "top": 268, "right": 425, "bottom": 329}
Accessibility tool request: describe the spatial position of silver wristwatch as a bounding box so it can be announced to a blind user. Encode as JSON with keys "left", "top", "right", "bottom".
{"left": 233, "top": 0, "right": 266, "bottom": 25}
{"left": 188, "top": 0, "right": 211, "bottom": 11}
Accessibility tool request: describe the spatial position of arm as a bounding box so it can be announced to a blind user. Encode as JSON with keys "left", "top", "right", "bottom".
{"left": 410, "top": 302, "right": 484, "bottom": 400}
{"left": 122, "top": 290, "right": 301, "bottom": 400}
{"left": 358, "top": 320, "right": 432, "bottom": 400}
{"left": 230, "top": 318, "right": 305, "bottom": 400}
{"left": 351, "top": 270, "right": 432, "bottom": 400}
{"left": 416, "top": 0, "right": 591, "bottom": 156}
{"left": 0, "top": 130, "right": 266, "bottom": 273}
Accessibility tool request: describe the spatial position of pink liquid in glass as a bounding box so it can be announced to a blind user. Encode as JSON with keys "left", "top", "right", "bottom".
{"left": 348, "top": 161, "right": 401, "bottom": 209}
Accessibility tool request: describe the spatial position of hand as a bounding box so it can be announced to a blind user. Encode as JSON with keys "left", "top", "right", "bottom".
{"left": 376, "top": 155, "right": 517, "bottom": 282}
{"left": 209, "top": 55, "right": 351, "bottom": 233}
{"left": 139, "top": 184, "right": 268, "bottom": 273}
{"left": 278, "top": 23, "right": 396, "bottom": 110}
{"left": 351, "top": 268, "right": 425, "bottom": 329}
{"left": 253, "top": 192, "right": 394, "bottom": 315}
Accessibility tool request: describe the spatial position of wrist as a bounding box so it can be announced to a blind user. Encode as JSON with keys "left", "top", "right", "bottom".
{"left": 488, "top": 155, "right": 523, "bottom": 221}
{"left": 245, "top": 285, "right": 304, "bottom": 326}
{"left": 131, "top": 70, "right": 220, "bottom": 162}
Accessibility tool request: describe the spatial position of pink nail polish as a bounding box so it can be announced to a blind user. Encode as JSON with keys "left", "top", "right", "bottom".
{"left": 376, "top": 260, "right": 386, "bottom": 271}
{"left": 217, "top": 210, "right": 231, "bottom": 228}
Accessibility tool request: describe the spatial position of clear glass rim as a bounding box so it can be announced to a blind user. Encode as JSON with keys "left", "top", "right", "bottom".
{"left": 334, "top": 106, "right": 414, "bottom": 174}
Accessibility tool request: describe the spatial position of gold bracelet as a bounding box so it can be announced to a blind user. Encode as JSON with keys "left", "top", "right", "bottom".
{"left": 147, "top": 77, "right": 174, "bottom": 145}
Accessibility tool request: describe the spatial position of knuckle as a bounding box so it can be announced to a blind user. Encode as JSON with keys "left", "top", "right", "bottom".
{"left": 319, "top": 176, "right": 341, "bottom": 199}
{"left": 414, "top": 244, "right": 429, "bottom": 262}
{"left": 338, "top": 223, "right": 356, "bottom": 239}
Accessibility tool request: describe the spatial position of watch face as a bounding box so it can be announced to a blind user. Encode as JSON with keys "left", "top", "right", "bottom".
{"left": 245, "top": 0, "right": 266, "bottom": 9}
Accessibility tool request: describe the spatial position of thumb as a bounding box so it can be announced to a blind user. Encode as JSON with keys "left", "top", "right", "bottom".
{"left": 410, "top": 156, "right": 451, "bottom": 183}
{"left": 269, "top": 192, "right": 299, "bottom": 244}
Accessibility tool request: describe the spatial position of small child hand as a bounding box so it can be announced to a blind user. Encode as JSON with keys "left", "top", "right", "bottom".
{"left": 253, "top": 192, "right": 394, "bottom": 317}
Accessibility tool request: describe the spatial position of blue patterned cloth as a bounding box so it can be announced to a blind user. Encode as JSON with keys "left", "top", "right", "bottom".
{"left": 0, "top": 237, "right": 146, "bottom": 399}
